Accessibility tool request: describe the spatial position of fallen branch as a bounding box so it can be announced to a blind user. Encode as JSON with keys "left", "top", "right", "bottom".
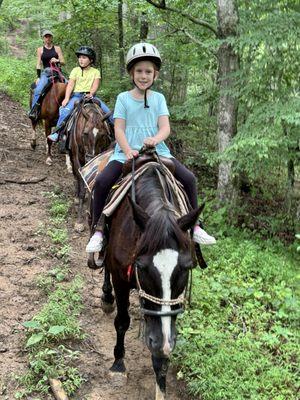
{"left": 49, "top": 378, "right": 69, "bottom": 400}
{"left": 0, "top": 176, "right": 47, "bottom": 185}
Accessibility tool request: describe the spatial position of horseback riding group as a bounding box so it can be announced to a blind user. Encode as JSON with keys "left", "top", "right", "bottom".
{"left": 28, "top": 29, "right": 216, "bottom": 399}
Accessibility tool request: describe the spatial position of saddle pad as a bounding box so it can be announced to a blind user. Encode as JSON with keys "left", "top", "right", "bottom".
{"left": 79, "top": 149, "right": 114, "bottom": 192}
{"left": 103, "top": 162, "right": 190, "bottom": 218}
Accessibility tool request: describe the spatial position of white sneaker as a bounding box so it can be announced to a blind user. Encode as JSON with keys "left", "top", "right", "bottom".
{"left": 86, "top": 232, "right": 103, "bottom": 253}
{"left": 193, "top": 226, "right": 216, "bottom": 245}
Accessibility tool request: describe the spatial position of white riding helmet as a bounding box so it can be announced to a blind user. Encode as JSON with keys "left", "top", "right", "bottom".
{"left": 126, "top": 43, "right": 162, "bottom": 72}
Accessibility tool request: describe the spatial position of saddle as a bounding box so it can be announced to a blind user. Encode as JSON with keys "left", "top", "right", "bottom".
{"left": 122, "top": 149, "right": 175, "bottom": 176}
{"left": 103, "top": 148, "right": 188, "bottom": 218}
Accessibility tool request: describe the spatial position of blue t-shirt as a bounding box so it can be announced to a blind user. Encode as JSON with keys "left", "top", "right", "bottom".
{"left": 109, "top": 90, "right": 173, "bottom": 163}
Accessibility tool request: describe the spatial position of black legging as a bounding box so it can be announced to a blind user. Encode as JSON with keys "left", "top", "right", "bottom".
{"left": 92, "top": 158, "right": 198, "bottom": 228}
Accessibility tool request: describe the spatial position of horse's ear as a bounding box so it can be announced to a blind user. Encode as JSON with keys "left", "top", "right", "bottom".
{"left": 128, "top": 196, "right": 150, "bottom": 231}
{"left": 177, "top": 203, "right": 205, "bottom": 231}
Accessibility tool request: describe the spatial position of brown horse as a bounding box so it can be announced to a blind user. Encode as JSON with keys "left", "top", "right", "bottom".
{"left": 68, "top": 99, "right": 114, "bottom": 232}
{"left": 100, "top": 155, "right": 204, "bottom": 399}
{"left": 30, "top": 81, "right": 66, "bottom": 165}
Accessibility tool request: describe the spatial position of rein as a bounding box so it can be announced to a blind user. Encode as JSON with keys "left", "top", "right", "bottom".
{"left": 50, "top": 63, "right": 64, "bottom": 106}
{"left": 134, "top": 266, "right": 188, "bottom": 317}
{"left": 130, "top": 148, "right": 193, "bottom": 318}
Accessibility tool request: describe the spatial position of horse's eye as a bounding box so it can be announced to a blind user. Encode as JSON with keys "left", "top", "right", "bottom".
{"left": 178, "top": 255, "right": 194, "bottom": 270}
{"left": 182, "top": 261, "right": 195, "bottom": 270}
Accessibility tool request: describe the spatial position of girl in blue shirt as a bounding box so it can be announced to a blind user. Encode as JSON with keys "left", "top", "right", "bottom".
{"left": 86, "top": 43, "right": 216, "bottom": 252}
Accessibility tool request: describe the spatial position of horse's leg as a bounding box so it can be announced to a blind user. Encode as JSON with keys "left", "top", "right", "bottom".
{"left": 72, "top": 154, "right": 86, "bottom": 232}
{"left": 30, "top": 123, "right": 37, "bottom": 149}
{"left": 45, "top": 121, "right": 53, "bottom": 165}
{"left": 101, "top": 266, "right": 115, "bottom": 313}
{"left": 78, "top": 176, "right": 86, "bottom": 224}
{"left": 152, "top": 356, "right": 170, "bottom": 400}
{"left": 65, "top": 153, "right": 73, "bottom": 174}
{"left": 109, "top": 277, "right": 130, "bottom": 376}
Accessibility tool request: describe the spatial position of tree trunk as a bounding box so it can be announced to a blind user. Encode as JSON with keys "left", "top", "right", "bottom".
{"left": 216, "top": 0, "right": 239, "bottom": 204}
{"left": 118, "top": 0, "right": 125, "bottom": 78}
{"left": 140, "top": 12, "right": 149, "bottom": 40}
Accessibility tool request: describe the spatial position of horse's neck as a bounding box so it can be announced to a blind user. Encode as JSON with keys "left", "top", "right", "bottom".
{"left": 137, "top": 172, "right": 169, "bottom": 215}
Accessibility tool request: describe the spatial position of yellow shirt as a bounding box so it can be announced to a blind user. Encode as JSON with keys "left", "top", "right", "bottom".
{"left": 69, "top": 66, "right": 100, "bottom": 93}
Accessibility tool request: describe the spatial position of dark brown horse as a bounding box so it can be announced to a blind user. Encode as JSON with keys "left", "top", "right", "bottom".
{"left": 101, "top": 158, "right": 204, "bottom": 399}
{"left": 30, "top": 81, "right": 66, "bottom": 165}
{"left": 68, "top": 99, "right": 113, "bottom": 232}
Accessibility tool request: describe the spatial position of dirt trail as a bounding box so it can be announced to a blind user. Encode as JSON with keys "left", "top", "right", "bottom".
{"left": 0, "top": 93, "right": 190, "bottom": 400}
{"left": 6, "top": 20, "right": 28, "bottom": 58}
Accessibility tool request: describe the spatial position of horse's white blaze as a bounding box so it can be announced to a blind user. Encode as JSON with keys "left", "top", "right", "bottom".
{"left": 153, "top": 249, "right": 178, "bottom": 357}
{"left": 66, "top": 154, "right": 72, "bottom": 173}
{"left": 93, "top": 127, "right": 99, "bottom": 138}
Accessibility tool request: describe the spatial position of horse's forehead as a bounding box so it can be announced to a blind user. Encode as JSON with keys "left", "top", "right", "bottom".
{"left": 153, "top": 249, "right": 179, "bottom": 281}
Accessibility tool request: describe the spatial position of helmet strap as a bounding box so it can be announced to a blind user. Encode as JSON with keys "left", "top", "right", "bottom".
{"left": 79, "top": 59, "right": 92, "bottom": 75}
{"left": 132, "top": 77, "right": 154, "bottom": 108}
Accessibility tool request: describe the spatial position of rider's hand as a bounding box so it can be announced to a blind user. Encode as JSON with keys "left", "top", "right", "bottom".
{"left": 85, "top": 93, "right": 93, "bottom": 99}
{"left": 50, "top": 57, "right": 59, "bottom": 64}
{"left": 62, "top": 98, "right": 69, "bottom": 107}
{"left": 143, "top": 137, "right": 158, "bottom": 147}
{"left": 125, "top": 149, "right": 139, "bottom": 160}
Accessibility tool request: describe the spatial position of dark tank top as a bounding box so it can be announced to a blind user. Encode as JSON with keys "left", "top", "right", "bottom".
{"left": 41, "top": 46, "right": 59, "bottom": 69}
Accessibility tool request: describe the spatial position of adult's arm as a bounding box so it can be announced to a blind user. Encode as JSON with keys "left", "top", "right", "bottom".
{"left": 36, "top": 47, "right": 42, "bottom": 69}
{"left": 54, "top": 46, "right": 65, "bottom": 65}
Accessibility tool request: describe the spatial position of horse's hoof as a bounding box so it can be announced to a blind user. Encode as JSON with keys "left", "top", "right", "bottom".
{"left": 74, "top": 223, "right": 85, "bottom": 233}
{"left": 101, "top": 300, "right": 115, "bottom": 314}
{"left": 46, "top": 157, "right": 52, "bottom": 165}
{"left": 107, "top": 370, "right": 127, "bottom": 386}
{"left": 108, "top": 360, "right": 127, "bottom": 384}
{"left": 30, "top": 140, "right": 37, "bottom": 149}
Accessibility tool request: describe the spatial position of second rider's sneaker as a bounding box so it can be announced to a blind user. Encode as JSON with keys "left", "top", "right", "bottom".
{"left": 48, "top": 132, "right": 59, "bottom": 142}
{"left": 193, "top": 225, "right": 216, "bottom": 245}
{"left": 86, "top": 231, "right": 104, "bottom": 253}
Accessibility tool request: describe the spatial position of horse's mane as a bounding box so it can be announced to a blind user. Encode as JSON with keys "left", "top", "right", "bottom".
{"left": 135, "top": 167, "right": 189, "bottom": 255}
{"left": 84, "top": 103, "right": 103, "bottom": 126}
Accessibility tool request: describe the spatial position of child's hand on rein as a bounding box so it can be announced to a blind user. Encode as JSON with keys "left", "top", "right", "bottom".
{"left": 144, "top": 137, "right": 157, "bottom": 147}
{"left": 126, "top": 149, "right": 139, "bottom": 160}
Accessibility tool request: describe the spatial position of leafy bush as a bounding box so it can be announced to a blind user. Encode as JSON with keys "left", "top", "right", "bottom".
{"left": 16, "top": 278, "right": 84, "bottom": 398}
{"left": 0, "top": 56, "right": 35, "bottom": 107}
{"left": 173, "top": 237, "right": 299, "bottom": 400}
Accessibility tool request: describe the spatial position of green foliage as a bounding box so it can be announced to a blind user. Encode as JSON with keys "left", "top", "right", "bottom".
{"left": 16, "top": 278, "right": 84, "bottom": 398}
{"left": 173, "top": 238, "right": 299, "bottom": 399}
{"left": 0, "top": 56, "right": 35, "bottom": 107}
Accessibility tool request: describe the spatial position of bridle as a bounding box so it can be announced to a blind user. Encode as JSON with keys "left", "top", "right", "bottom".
{"left": 134, "top": 265, "right": 192, "bottom": 317}
{"left": 131, "top": 149, "right": 193, "bottom": 318}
